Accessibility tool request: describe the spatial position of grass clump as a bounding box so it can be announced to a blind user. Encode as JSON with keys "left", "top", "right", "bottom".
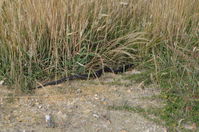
{"left": 0, "top": 0, "right": 198, "bottom": 130}
{"left": 0, "top": 0, "right": 147, "bottom": 91}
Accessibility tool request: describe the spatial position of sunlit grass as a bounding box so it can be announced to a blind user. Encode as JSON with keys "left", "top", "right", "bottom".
{"left": 0, "top": 0, "right": 198, "bottom": 130}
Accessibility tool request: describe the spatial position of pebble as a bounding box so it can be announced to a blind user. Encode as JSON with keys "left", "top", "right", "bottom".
{"left": 38, "top": 105, "right": 42, "bottom": 109}
{"left": 94, "top": 94, "right": 99, "bottom": 100}
{"left": 45, "top": 114, "right": 55, "bottom": 128}
{"left": 0, "top": 80, "right": 4, "bottom": 85}
{"left": 93, "top": 113, "right": 100, "bottom": 119}
{"left": 76, "top": 89, "right": 82, "bottom": 93}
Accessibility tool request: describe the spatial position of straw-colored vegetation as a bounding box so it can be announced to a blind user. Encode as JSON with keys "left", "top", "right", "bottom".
{"left": 0, "top": 0, "right": 198, "bottom": 130}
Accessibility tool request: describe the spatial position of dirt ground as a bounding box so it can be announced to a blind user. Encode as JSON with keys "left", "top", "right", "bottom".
{"left": 0, "top": 71, "right": 166, "bottom": 132}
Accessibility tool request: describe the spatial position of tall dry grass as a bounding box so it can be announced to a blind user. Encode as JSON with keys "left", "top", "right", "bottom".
{"left": 0, "top": 0, "right": 198, "bottom": 128}
{"left": 0, "top": 0, "right": 148, "bottom": 89}
{"left": 0, "top": 0, "right": 198, "bottom": 82}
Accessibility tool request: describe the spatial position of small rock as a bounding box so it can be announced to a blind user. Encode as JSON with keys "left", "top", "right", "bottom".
{"left": 76, "top": 89, "right": 82, "bottom": 94}
{"left": 127, "top": 89, "right": 132, "bottom": 93}
{"left": 0, "top": 80, "right": 4, "bottom": 85}
{"left": 45, "top": 114, "right": 50, "bottom": 122}
{"left": 38, "top": 105, "right": 42, "bottom": 109}
{"left": 94, "top": 94, "right": 99, "bottom": 100}
{"left": 93, "top": 113, "right": 99, "bottom": 119}
{"left": 45, "top": 114, "right": 55, "bottom": 128}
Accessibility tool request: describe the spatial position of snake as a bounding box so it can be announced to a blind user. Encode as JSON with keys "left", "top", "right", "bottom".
{"left": 37, "top": 64, "right": 134, "bottom": 88}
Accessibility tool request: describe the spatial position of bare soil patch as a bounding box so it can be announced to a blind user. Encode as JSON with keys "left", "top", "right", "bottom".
{"left": 0, "top": 71, "right": 166, "bottom": 132}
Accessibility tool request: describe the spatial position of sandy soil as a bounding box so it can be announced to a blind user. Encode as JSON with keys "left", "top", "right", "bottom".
{"left": 0, "top": 71, "right": 166, "bottom": 132}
